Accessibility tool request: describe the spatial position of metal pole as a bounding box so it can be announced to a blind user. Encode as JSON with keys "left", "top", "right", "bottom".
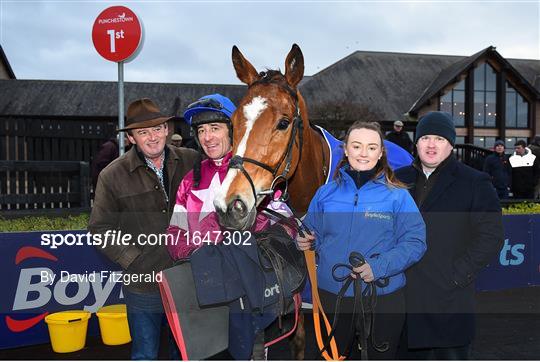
{"left": 118, "top": 61, "right": 125, "bottom": 156}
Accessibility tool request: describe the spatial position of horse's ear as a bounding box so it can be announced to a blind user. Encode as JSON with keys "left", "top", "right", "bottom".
{"left": 285, "top": 43, "right": 304, "bottom": 88}
{"left": 232, "top": 45, "right": 259, "bottom": 86}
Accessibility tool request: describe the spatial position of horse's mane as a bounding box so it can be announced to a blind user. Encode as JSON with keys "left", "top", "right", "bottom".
{"left": 251, "top": 69, "right": 298, "bottom": 100}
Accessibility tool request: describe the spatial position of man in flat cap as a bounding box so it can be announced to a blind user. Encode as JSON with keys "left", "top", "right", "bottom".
{"left": 386, "top": 120, "right": 413, "bottom": 153}
{"left": 170, "top": 133, "right": 183, "bottom": 148}
{"left": 396, "top": 111, "right": 503, "bottom": 359}
{"left": 89, "top": 98, "right": 197, "bottom": 360}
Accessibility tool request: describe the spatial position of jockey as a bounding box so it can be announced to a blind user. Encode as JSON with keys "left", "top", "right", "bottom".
{"left": 166, "top": 93, "right": 292, "bottom": 260}
{"left": 165, "top": 94, "right": 296, "bottom": 360}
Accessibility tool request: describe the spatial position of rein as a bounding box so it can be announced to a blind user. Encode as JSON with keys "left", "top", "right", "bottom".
{"left": 319, "top": 252, "right": 389, "bottom": 360}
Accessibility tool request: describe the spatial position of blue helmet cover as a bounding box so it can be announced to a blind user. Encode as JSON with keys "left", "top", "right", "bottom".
{"left": 183, "top": 93, "right": 236, "bottom": 126}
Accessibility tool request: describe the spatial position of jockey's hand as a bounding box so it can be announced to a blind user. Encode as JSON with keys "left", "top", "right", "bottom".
{"left": 296, "top": 232, "right": 315, "bottom": 251}
{"left": 351, "top": 263, "right": 374, "bottom": 283}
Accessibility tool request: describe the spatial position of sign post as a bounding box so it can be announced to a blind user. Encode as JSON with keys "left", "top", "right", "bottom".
{"left": 92, "top": 6, "right": 143, "bottom": 155}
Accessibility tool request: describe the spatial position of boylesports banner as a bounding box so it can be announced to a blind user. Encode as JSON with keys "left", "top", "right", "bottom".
{"left": 0, "top": 230, "right": 123, "bottom": 349}
{"left": 1, "top": 215, "right": 539, "bottom": 349}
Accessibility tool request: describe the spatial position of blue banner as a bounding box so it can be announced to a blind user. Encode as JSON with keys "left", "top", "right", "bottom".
{"left": 0, "top": 230, "right": 123, "bottom": 349}
{"left": 1, "top": 214, "right": 540, "bottom": 350}
{"left": 530, "top": 215, "right": 540, "bottom": 286}
{"left": 476, "top": 215, "right": 533, "bottom": 291}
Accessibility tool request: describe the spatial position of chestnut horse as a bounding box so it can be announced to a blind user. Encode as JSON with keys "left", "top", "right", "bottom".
{"left": 214, "top": 44, "right": 328, "bottom": 360}
{"left": 215, "top": 44, "right": 329, "bottom": 230}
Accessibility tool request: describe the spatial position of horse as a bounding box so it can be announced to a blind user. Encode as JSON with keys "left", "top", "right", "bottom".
{"left": 211, "top": 43, "right": 327, "bottom": 361}
{"left": 214, "top": 44, "right": 329, "bottom": 230}
{"left": 214, "top": 44, "right": 413, "bottom": 360}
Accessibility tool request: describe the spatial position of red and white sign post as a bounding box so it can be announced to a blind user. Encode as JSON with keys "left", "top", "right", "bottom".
{"left": 92, "top": 6, "right": 143, "bottom": 155}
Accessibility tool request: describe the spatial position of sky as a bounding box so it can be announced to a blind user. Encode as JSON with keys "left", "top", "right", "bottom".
{"left": 1, "top": 0, "right": 539, "bottom": 85}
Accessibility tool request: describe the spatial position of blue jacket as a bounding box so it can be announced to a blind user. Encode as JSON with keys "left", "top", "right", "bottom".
{"left": 483, "top": 153, "right": 511, "bottom": 191}
{"left": 304, "top": 166, "right": 426, "bottom": 297}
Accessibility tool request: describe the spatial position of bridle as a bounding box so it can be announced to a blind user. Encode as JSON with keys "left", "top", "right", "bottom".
{"left": 228, "top": 79, "right": 304, "bottom": 205}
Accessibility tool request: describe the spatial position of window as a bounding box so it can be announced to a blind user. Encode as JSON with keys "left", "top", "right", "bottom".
{"left": 506, "top": 82, "right": 529, "bottom": 128}
{"left": 473, "top": 63, "right": 497, "bottom": 127}
{"left": 439, "top": 79, "right": 465, "bottom": 126}
{"left": 473, "top": 136, "right": 496, "bottom": 148}
{"left": 505, "top": 137, "right": 529, "bottom": 154}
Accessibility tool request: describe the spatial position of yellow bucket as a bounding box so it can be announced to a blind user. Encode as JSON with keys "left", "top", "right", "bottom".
{"left": 44, "top": 310, "right": 91, "bottom": 353}
{"left": 96, "top": 304, "right": 131, "bottom": 345}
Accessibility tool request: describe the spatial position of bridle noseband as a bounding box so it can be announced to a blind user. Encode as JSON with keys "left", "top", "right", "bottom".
{"left": 228, "top": 83, "right": 304, "bottom": 205}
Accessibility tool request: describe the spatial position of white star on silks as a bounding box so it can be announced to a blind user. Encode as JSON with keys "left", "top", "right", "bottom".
{"left": 191, "top": 173, "right": 222, "bottom": 222}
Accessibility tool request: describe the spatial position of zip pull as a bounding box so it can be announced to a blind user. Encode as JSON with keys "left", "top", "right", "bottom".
{"left": 354, "top": 193, "right": 358, "bottom": 206}
{"left": 239, "top": 297, "right": 245, "bottom": 310}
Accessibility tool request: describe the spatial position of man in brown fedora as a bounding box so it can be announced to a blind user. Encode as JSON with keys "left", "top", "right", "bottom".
{"left": 89, "top": 98, "right": 197, "bottom": 360}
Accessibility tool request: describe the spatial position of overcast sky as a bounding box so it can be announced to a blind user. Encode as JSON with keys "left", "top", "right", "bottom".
{"left": 1, "top": 1, "right": 538, "bottom": 85}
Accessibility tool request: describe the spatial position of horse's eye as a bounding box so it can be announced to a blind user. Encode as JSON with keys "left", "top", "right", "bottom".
{"left": 277, "top": 119, "right": 290, "bottom": 130}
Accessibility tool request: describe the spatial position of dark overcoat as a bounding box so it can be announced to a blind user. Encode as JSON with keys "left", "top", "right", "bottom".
{"left": 395, "top": 156, "right": 504, "bottom": 348}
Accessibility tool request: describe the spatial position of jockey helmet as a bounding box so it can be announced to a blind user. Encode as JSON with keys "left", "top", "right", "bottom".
{"left": 183, "top": 94, "right": 236, "bottom": 128}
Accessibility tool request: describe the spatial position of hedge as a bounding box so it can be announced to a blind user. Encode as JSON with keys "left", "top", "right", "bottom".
{"left": 1, "top": 203, "right": 540, "bottom": 232}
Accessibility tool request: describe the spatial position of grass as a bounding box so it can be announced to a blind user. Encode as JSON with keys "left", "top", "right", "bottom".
{"left": 0, "top": 203, "right": 538, "bottom": 232}
{"left": 0, "top": 214, "right": 89, "bottom": 232}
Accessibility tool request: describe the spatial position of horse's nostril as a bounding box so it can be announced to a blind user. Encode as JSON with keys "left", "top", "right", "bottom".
{"left": 233, "top": 199, "right": 246, "bottom": 214}
{"left": 227, "top": 199, "right": 248, "bottom": 220}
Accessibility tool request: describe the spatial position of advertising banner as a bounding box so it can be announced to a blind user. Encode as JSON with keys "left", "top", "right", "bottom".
{"left": 530, "top": 215, "right": 540, "bottom": 286}
{"left": 1, "top": 214, "right": 539, "bottom": 349}
{"left": 476, "top": 215, "right": 533, "bottom": 291}
{"left": 0, "top": 231, "right": 123, "bottom": 349}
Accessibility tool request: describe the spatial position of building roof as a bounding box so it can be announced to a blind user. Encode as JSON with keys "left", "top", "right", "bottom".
{"left": 0, "top": 45, "right": 16, "bottom": 79}
{"left": 300, "top": 48, "right": 540, "bottom": 121}
{"left": 0, "top": 47, "right": 538, "bottom": 121}
{"left": 299, "top": 50, "right": 462, "bottom": 121}
{"left": 0, "top": 79, "right": 246, "bottom": 117}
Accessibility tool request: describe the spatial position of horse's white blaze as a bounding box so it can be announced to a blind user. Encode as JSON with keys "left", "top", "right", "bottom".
{"left": 214, "top": 96, "right": 267, "bottom": 210}
{"left": 237, "top": 96, "right": 267, "bottom": 158}
{"left": 214, "top": 169, "right": 238, "bottom": 210}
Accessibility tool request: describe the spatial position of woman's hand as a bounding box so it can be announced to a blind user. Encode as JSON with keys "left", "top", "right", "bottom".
{"left": 351, "top": 263, "right": 374, "bottom": 282}
{"left": 296, "top": 232, "right": 315, "bottom": 251}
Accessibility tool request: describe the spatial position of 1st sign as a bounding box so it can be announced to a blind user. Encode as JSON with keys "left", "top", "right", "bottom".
{"left": 92, "top": 6, "right": 143, "bottom": 62}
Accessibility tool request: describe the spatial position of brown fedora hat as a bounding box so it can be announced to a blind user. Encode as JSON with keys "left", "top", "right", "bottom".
{"left": 118, "top": 98, "right": 174, "bottom": 131}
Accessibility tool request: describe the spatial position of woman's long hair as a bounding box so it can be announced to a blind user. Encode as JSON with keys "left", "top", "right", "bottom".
{"left": 334, "top": 121, "right": 406, "bottom": 188}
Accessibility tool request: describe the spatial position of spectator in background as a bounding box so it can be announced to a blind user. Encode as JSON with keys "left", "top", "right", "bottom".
{"left": 386, "top": 120, "right": 413, "bottom": 153}
{"left": 483, "top": 140, "right": 512, "bottom": 199}
{"left": 509, "top": 140, "right": 539, "bottom": 199}
{"left": 170, "top": 133, "right": 183, "bottom": 148}
{"left": 528, "top": 135, "right": 540, "bottom": 198}
{"left": 91, "top": 134, "right": 130, "bottom": 191}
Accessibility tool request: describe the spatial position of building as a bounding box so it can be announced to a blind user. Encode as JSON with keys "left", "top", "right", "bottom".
{"left": 1, "top": 45, "right": 539, "bottom": 211}
{"left": 301, "top": 46, "right": 540, "bottom": 148}
{"left": 0, "top": 45, "right": 16, "bottom": 80}
{"left": 1, "top": 45, "right": 539, "bottom": 164}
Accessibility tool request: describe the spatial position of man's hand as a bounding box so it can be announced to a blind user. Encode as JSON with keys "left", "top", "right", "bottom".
{"left": 296, "top": 233, "right": 315, "bottom": 251}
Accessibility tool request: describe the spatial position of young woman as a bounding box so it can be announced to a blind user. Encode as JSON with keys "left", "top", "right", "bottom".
{"left": 297, "top": 121, "right": 426, "bottom": 359}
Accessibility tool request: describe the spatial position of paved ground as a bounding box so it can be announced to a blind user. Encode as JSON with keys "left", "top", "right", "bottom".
{"left": 2, "top": 286, "right": 539, "bottom": 360}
